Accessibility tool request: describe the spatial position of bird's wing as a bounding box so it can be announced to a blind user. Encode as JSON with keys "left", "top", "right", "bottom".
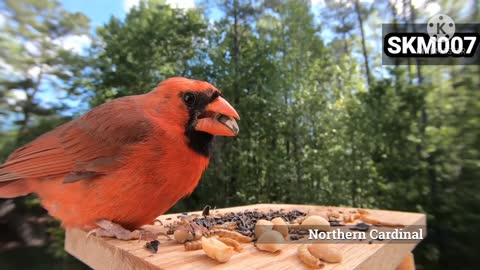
{"left": 0, "top": 96, "right": 152, "bottom": 183}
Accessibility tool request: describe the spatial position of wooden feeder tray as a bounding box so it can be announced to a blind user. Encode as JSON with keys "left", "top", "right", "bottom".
{"left": 65, "top": 204, "right": 426, "bottom": 270}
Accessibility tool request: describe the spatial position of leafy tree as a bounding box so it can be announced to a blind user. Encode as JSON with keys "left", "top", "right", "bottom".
{"left": 0, "top": 0, "right": 90, "bottom": 136}
{"left": 88, "top": 0, "right": 207, "bottom": 106}
{"left": 0, "top": 1, "right": 91, "bottom": 268}
{"left": 0, "top": 1, "right": 478, "bottom": 270}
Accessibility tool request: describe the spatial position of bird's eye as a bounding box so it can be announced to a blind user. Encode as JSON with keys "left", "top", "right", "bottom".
{"left": 183, "top": 92, "right": 196, "bottom": 106}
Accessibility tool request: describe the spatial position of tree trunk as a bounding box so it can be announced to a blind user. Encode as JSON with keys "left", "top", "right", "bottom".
{"left": 293, "top": 114, "right": 303, "bottom": 201}
{"left": 402, "top": 0, "right": 412, "bottom": 83}
{"left": 227, "top": 0, "right": 242, "bottom": 205}
{"left": 409, "top": 1, "right": 422, "bottom": 84}
{"left": 19, "top": 70, "right": 43, "bottom": 136}
{"left": 232, "top": 0, "right": 240, "bottom": 105}
{"left": 354, "top": 0, "right": 371, "bottom": 87}
{"left": 388, "top": 0, "right": 400, "bottom": 76}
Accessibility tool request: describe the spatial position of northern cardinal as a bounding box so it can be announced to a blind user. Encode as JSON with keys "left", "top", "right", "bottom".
{"left": 0, "top": 77, "right": 239, "bottom": 239}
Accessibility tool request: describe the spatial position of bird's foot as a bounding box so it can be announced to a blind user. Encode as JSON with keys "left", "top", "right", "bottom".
{"left": 87, "top": 220, "right": 158, "bottom": 241}
{"left": 141, "top": 224, "right": 172, "bottom": 240}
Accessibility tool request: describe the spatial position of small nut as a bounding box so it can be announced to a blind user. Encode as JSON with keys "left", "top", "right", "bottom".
{"left": 203, "top": 229, "right": 253, "bottom": 243}
{"left": 357, "top": 208, "right": 370, "bottom": 215}
{"left": 298, "top": 244, "right": 325, "bottom": 269}
{"left": 184, "top": 240, "right": 202, "bottom": 251}
{"left": 301, "top": 215, "right": 330, "bottom": 230}
{"left": 271, "top": 217, "right": 288, "bottom": 238}
{"left": 201, "top": 236, "right": 235, "bottom": 263}
{"left": 256, "top": 230, "right": 285, "bottom": 252}
{"left": 343, "top": 214, "right": 355, "bottom": 223}
{"left": 327, "top": 211, "right": 341, "bottom": 219}
{"left": 174, "top": 226, "right": 193, "bottom": 243}
{"left": 190, "top": 223, "right": 205, "bottom": 240}
{"left": 308, "top": 243, "right": 343, "bottom": 263}
{"left": 217, "top": 237, "right": 243, "bottom": 252}
{"left": 255, "top": 219, "right": 274, "bottom": 238}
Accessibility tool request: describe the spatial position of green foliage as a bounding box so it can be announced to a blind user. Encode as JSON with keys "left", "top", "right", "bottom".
{"left": 88, "top": 0, "right": 207, "bottom": 106}
{"left": 0, "top": 0, "right": 90, "bottom": 134}
{"left": 0, "top": 0, "right": 478, "bottom": 269}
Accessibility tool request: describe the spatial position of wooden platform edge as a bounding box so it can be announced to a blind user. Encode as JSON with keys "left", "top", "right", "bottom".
{"left": 65, "top": 228, "right": 159, "bottom": 270}
{"left": 356, "top": 213, "right": 427, "bottom": 270}
{"left": 65, "top": 204, "right": 427, "bottom": 270}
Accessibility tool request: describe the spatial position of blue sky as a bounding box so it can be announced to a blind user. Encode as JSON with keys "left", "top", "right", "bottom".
{"left": 58, "top": 0, "right": 198, "bottom": 29}
{"left": 2, "top": 0, "right": 130, "bottom": 129}
{"left": 1, "top": 0, "right": 211, "bottom": 130}
{"left": 59, "top": 0, "right": 127, "bottom": 28}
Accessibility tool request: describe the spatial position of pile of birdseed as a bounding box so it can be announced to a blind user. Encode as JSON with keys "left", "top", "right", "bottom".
{"left": 193, "top": 208, "right": 308, "bottom": 238}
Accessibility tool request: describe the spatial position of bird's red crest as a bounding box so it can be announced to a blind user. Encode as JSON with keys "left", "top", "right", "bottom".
{"left": 155, "top": 77, "right": 220, "bottom": 95}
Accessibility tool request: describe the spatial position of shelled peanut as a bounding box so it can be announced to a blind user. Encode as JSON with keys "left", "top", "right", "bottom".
{"left": 298, "top": 243, "right": 342, "bottom": 269}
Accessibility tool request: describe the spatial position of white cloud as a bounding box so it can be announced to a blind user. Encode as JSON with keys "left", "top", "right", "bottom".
{"left": 390, "top": 0, "right": 441, "bottom": 18}
{"left": 311, "top": 0, "right": 325, "bottom": 6}
{"left": 124, "top": 0, "right": 140, "bottom": 11}
{"left": 11, "top": 90, "right": 27, "bottom": 100}
{"left": 166, "top": 0, "right": 195, "bottom": 9}
{"left": 425, "top": 2, "right": 441, "bottom": 16}
{"left": 7, "top": 89, "right": 27, "bottom": 105}
{"left": 54, "top": 34, "right": 92, "bottom": 55}
{"left": 28, "top": 66, "right": 41, "bottom": 79}
{"left": 313, "top": 0, "right": 373, "bottom": 8}
{"left": 0, "top": 13, "right": 5, "bottom": 27}
{"left": 24, "top": 41, "right": 40, "bottom": 56}
{"left": 123, "top": 0, "right": 195, "bottom": 11}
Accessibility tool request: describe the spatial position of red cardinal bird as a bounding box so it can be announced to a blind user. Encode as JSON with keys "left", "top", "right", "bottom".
{"left": 0, "top": 77, "right": 239, "bottom": 239}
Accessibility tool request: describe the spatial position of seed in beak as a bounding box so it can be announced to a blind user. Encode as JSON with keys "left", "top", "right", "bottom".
{"left": 216, "top": 114, "right": 239, "bottom": 135}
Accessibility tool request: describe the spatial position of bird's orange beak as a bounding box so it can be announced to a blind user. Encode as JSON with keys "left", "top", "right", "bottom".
{"left": 195, "top": 97, "right": 240, "bottom": 136}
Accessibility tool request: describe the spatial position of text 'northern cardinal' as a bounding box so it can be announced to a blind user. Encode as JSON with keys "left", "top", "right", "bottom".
{"left": 0, "top": 77, "right": 239, "bottom": 239}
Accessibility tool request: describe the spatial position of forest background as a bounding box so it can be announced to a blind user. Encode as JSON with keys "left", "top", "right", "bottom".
{"left": 0, "top": 0, "right": 478, "bottom": 269}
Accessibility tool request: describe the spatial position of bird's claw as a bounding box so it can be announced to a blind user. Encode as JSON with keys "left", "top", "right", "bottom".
{"left": 86, "top": 220, "right": 159, "bottom": 241}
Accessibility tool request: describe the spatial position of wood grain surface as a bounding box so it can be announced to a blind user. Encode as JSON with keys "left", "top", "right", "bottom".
{"left": 65, "top": 204, "right": 426, "bottom": 270}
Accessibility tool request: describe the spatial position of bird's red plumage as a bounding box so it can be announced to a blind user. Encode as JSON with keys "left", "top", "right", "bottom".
{"left": 0, "top": 78, "right": 228, "bottom": 230}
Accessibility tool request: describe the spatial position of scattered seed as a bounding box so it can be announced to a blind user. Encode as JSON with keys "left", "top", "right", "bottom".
{"left": 202, "top": 205, "right": 211, "bottom": 217}
{"left": 330, "top": 221, "right": 345, "bottom": 226}
{"left": 290, "top": 235, "right": 300, "bottom": 241}
{"left": 296, "top": 230, "right": 310, "bottom": 235}
{"left": 360, "top": 214, "right": 405, "bottom": 227}
{"left": 349, "top": 222, "right": 371, "bottom": 232}
{"left": 145, "top": 240, "right": 160, "bottom": 253}
{"left": 212, "top": 222, "right": 237, "bottom": 231}
{"left": 176, "top": 209, "right": 307, "bottom": 239}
